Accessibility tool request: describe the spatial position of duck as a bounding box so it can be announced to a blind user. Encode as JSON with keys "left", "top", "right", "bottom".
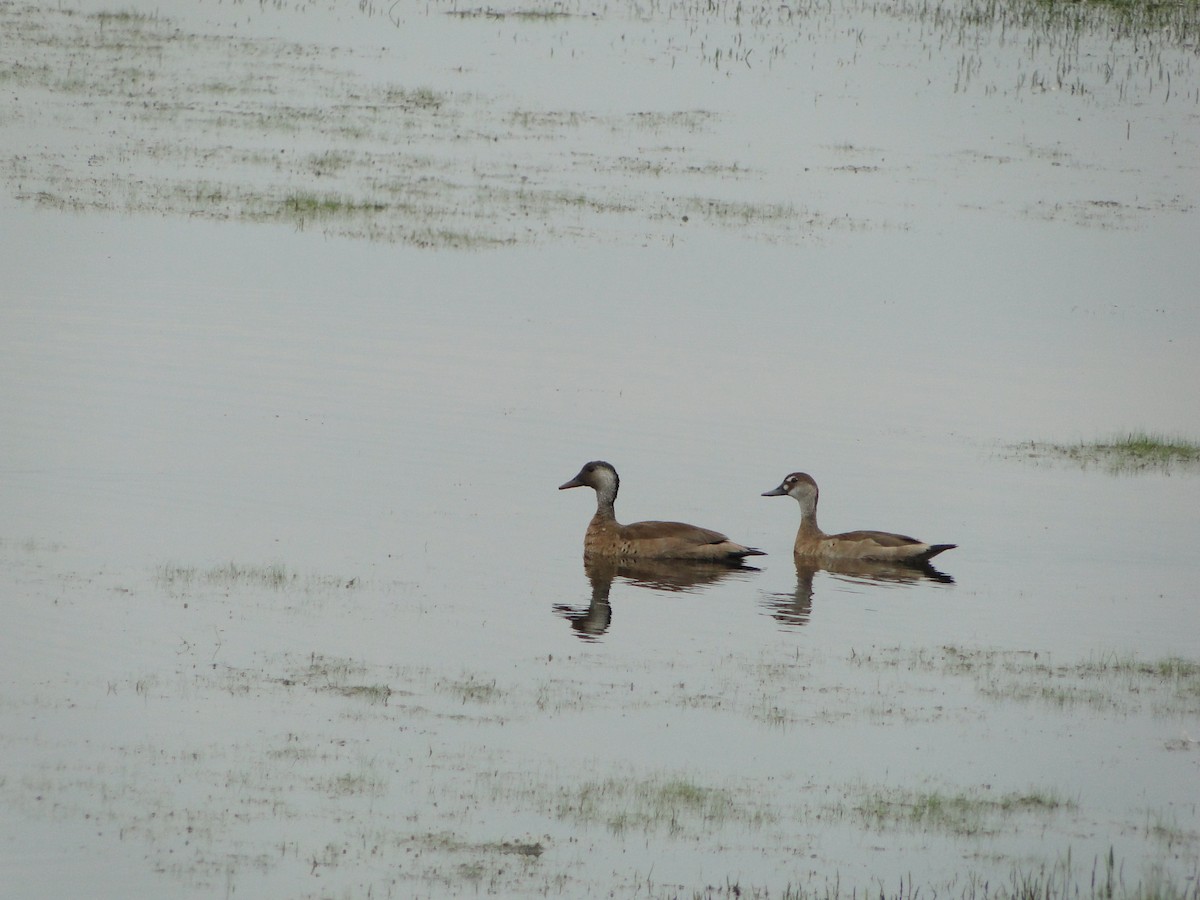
{"left": 559, "top": 461, "right": 766, "bottom": 562}
{"left": 761, "top": 472, "right": 956, "bottom": 562}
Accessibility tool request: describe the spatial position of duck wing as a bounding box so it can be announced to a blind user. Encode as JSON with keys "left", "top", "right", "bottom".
{"left": 828, "top": 530, "right": 957, "bottom": 562}
{"left": 832, "top": 529, "right": 923, "bottom": 548}
{"left": 623, "top": 519, "right": 732, "bottom": 545}
{"left": 622, "top": 520, "right": 765, "bottom": 560}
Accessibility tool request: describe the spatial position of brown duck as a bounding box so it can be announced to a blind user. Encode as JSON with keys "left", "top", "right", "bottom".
{"left": 560, "top": 461, "right": 765, "bottom": 562}
{"left": 762, "top": 471, "right": 956, "bottom": 562}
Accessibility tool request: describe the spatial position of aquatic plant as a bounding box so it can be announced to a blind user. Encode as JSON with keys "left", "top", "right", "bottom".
{"left": 849, "top": 645, "right": 1200, "bottom": 714}
{"left": 435, "top": 673, "right": 501, "bottom": 703}
{"left": 555, "top": 774, "right": 774, "bottom": 834}
{"left": 854, "top": 784, "right": 1074, "bottom": 836}
{"left": 1009, "top": 431, "right": 1200, "bottom": 473}
{"left": 156, "top": 561, "right": 294, "bottom": 588}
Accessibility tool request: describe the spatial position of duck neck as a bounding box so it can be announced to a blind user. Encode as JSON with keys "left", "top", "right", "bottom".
{"left": 797, "top": 496, "right": 824, "bottom": 538}
{"left": 592, "top": 482, "right": 618, "bottom": 522}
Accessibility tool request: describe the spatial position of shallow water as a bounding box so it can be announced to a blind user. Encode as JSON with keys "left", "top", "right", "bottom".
{"left": 2, "top": 0, "right": 1199, "bottom": 897}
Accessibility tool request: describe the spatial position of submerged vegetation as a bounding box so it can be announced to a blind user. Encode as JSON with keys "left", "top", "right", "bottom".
{"left": 282, "top": 192, "right": 386, "bottom": 218}
{"left": 3, "top": 0, "right": 1198, "bottom": 894}
{"left": 1010, "top": 432, "right": 1200, "bottom": 473}
{"left": 156, "top": 561, "right": 295, "bottom": 589}
{"left": 444, "top": 7, "right": 574, "bottom": 20}
{"left": 854, "top": 785, "right": 1074, "bottom": 836}
{"left": 1, "top": 0, "right": 1196, "bottom": 246}
{"left": 155, "top": 561, "right": 358, "bottom": 592}
{"left": 7, "top": 542, "right": 1200, "bottom": 897}
{"left": 554, "top": 774, "right": 774, "bottom": 835}
{"left": 679, "top": 851, "right": 1200, "bottom": 900}
{"left": 851, "top": 645, "right": 1200, "bottom": 714}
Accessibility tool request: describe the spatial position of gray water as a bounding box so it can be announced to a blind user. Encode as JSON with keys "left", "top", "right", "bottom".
{"left": 2, "top": 0, "right": 1198, "bottom": 897}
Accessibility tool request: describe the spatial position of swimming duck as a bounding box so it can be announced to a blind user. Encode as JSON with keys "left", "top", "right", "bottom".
{"left": 762, "top": 472, "right": 956, "bottom": 562}
{"left": 559, "top": 461, "right": 766, "bottom": 562}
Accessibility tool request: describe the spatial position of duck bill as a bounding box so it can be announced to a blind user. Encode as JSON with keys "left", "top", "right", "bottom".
{"left": 559, "top": 477, "right": 584, "bottom": 490}
{"left": 761, "top": 484, "right": 787, "bottom": 497}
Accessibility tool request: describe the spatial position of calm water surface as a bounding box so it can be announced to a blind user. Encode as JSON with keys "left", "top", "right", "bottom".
{"left": 1, "top": 0, "right": 1198, "bottom": 897}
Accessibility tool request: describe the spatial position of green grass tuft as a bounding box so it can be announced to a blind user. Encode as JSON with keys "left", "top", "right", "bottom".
{"left": 855, "top": 785, "right": 1074, "bottom": 836}
{"left": 556, "top": 774, "right": 773, "bottom": 835}
{"left": 281, "top": 193, "right": 386, "bottom": 218}
{"left": 1009, "top": 431, "right": 1200, "bottom": 473}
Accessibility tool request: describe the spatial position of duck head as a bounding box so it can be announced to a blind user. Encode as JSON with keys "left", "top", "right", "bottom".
{"left": 762, "top": 472, "right": 819, "bottom": 510}
{"left": 559, "top": 460, "right": 620, "bottom": 504}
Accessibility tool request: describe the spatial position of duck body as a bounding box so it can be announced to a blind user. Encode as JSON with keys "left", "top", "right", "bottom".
{"left": 762, "top": 472, "right": 955, "bottom": 563}
{"left": 560, "top": 461, "right": 765, "bottom": 562}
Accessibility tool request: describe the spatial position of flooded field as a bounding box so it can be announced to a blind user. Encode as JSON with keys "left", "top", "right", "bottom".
{"left": 2, "top": 0, "right": 1199, "bottom": 897}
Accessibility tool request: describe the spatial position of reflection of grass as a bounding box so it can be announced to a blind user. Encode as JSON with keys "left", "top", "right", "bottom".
{"left": 381, "top": 85, "right": 444, "bottom": 109}
{"left": 284, "top": 654, "right": 392, "bottom": 705}
{"left": 282, "top": 192, "right": 386, "bottom": 217}
{"left": 1009, "top": 432, "right": 1200, "bottom": 473}
{"left": 0, "top": 537, "right": 65, "bottom": 553}
{"left": 436, "top": 674, "right": 500, "bottom": 704}
{"left": 941, "top": 855, "right": 1192, "bottom": 900}
{"left": 1146, "top": 810, "right": 1197, "bottom": 852}
{"left": 320, "top": 768, "right": 386, "bottom": 798}
{"left": 307, "top": 150, "right": 353, "bottom": 175}
{"left": 91, "top": 9, "right": 158, "bottom": 24}
{"left": 0, "top": 3, "right": 871, "bottom": 248}
{"left": 1062, "top": 0, "right": 1200, "bottom": 41}
{"left": 850, "top": 645, "right": 1200, "bottom": 714}
{"left": 446, "top": 8, "right": 572, "bottom": 20}
{"left": 5, "top": 0, "right": 1197, "bottom": 250}
{"left": 1079, "top": 653, "right": 1200, "bottom": 681}
{"left": 855, "top": 785, "right": 1073, "bottom": 836}
{"left": 556, "top": 774, "right": 772, "bottom": 835}
{"left": 156, "top": 561, "right": 361, "bottom": 601}
{"left": 157, "top": 561, "right": 294, "bottom": 589}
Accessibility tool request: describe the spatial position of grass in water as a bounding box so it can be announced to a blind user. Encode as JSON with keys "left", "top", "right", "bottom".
{"left": 155, "top": 561, "right": 358, "bottom": 592}
{"left": 555, "top": 774, "right": 772, "bottom": 835}
{"left": 1009, "top": 431, "right": 1200, "bottom": 473}
{"left": 281, "top": 193, "right": 386, "bottom": 218}
{"left": 157, "top": 561, "right": 294, "bottom": 588}
{"left": 680, "top": 848, "right": 1199, "bottom": 900}
{"left": 852, "top": 645, "right": 1200, "bottom": 713}
{"left": 854, "top": 785, "right": 1073, "bottom": 836}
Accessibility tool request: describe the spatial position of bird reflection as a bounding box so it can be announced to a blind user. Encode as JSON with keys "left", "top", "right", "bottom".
{"left": 553, "top": 556, "right": 761, "bottom": 640}
{"left": 761, "top": 557, "right": 954, "bottom": 628}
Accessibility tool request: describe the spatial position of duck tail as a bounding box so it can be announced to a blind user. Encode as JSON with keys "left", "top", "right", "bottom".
{"left": 924, "top": 543, "right": 957, "bottom": 560}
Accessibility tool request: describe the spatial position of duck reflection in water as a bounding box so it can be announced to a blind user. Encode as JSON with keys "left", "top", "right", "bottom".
{"left": 554, "top": 556, "right": 761, "bottom": 641}
{"left": 761, "top": 557, "right": 954, "bottom": 628}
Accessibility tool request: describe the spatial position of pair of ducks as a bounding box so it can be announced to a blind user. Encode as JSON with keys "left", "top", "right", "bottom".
{"left": 559, "top": 460, "right": 955, "bottom": 564}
